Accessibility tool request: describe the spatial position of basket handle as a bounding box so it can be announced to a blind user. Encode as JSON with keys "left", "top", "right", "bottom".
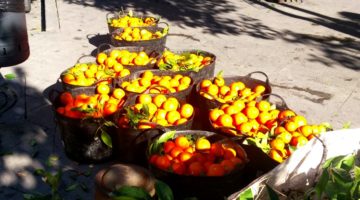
{"left": 76, "top": 55, "right": 95, "bottom": 64}
{"left": 261, "top": 93, "right": 289, "bottom": 110}
{"left": 106, "top": 12, "right": 118, "bottom": 22}
{"left": 131, "top": 123, "right": 169, "bottom": 145}
{"left": 144, "top": 85, "right": 172, "bottom": 94}
{"left": 97, "top": 43, "right": 114, "bottom": 55}
{"left": 245, "top": 71, "right": 270, "bottom": 87}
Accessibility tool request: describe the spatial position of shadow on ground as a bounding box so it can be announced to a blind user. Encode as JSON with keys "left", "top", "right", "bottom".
{"left": 0, "top": 68, "right": 98, "bottom": 199}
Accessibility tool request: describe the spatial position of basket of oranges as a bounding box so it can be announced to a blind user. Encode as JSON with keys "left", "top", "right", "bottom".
{"left": 106, "top": 10, "right": 160, "bottom": 33}
{"left": 111, "top": 22, "right": 169, "bottom": 53}
{"left": 196, "top": 71, "right": 271, "bottom": 111}
{"left": 111, "top": 94, "right": 195, "bottom": 165}
{"left": 209, "top": 93, "right": 330, "bottom": 164}
{"left": 50, "top": 87, "right": 127, "bottom": 163}
{"left": 147, "top": 130, "right": 249, "bottom": 199}
{"left": 60, "top": 55, "right": 131, "bottom": 96}
{"left": 117, "top": 70, "right": 194, "bottom": 102}
{"left": 156, "top": 49, "right": 216, "bottom": 84}
{"left": 96, "top": 43, "right": 161, "bottom": 72}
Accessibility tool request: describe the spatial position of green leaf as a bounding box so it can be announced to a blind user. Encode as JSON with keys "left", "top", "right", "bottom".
{"left": 354, "top": 166, "right": 360, "bottom": 180}
{"left": 104, "top": 121, "right": 116, "bottom": 127}
{"left": 23, "top": 193, "right": 51, "bottom": 200}
{"left": 111, "top": 186, "right": 152, "bottom": 200}
{"left": 339, "top": 154, "right": 355, "bottom": 171}
{"left": 34, "top": 168, "right": 45, "bottom": 176}
{"left": 323, "top": 155, "right": 345, "bottom": 169}
{"left": 265, "top": 184, "right": 280, "bottom": 200}
{"left": 315, "top": 167, "right": 330, "bottom": 199}
{"left": 237, "top": 188, "right": 253, "bottom": 200}
{"left": 65, "top": 183, "right": 78, "bottom": 192}
{"left": 155, "top": 180, "right": 174, "bottom": 200}
{"left": 101, "top": 130, "right": 113, "bottom": 148}
{"left": 4, "top": 73, "right": 16, "bottom": 80}
{"left": 112, "top": 196, "right": 138, "bottom": 200}
{"left": 148, "top": 131, "right": 175, "bottom": 155}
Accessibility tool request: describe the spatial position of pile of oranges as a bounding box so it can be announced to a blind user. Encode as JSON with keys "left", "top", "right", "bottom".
{"left": 108, "top": 15, "right": 157, "bottom": 28}
{"left": 117, "top": 94, "right": 194, "bottom": 129}
{"left": 199, "top": 74, "right": 267, "bottom": 103}
{"left": 56, "top": 87, "right": 126, "bottom": 119}
{"left": 113, "top": 27, "right": 166, "bottom": 42}
{"left": 209, "top": 98, "right": 328, "bottom": 163}
{"left": 149, "top": 135, "right": 247, "bottom": 176}
{"left": 156, "top": 50, "right": 213, "bottom": 72}
{"left": 98, "top": 49, "right": 157, "bottom": 67}
{"left": 120, "top": 70, "right": 192, "bottom": 94}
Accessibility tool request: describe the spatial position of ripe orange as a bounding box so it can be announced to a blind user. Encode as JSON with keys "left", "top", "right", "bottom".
{"left": 166, "top": 110, "right": 181, "bottom": 124}
{"left": 277, "top": 131, "right": 292, "bottom": 144}
{"left": 269, "top": 149, "right": 283, "bottom": 163}
{"left": 232, "top": 99, "right": 245, "bottom": 110}
{"left": 219, "top": 85, "right": 231, "bottom": 96}
{"left": 299, "top": 125, "right": 313, "bottom": 137}
{"left": 96, "top": 84, "right": 110, "bottom": 95}
{"left": 179, "top": 104, "right": 194, "bottom": 119}
{"left": 243, "top": 106, "right": 260, "bottom": 119}
{"left": 285, "top": 121, "right": 298, "bottom": 132}
{"left": 207, "top": 164, "right": 225, "bottom": 176}
{"left": 224, "top": 105, "right": 240, "bottom": 115}
{"left": 137, "top": 94, "right": 152, "bottom": 104}
{"left": 257, "top": 112, "right": 272, "bottom": 124}
{"left": 188, "top": 162, "right": 205, "bottom": 176}
{"left": 230, "top": 82, "right": 245, "bottom": 92}
{"left": 170, "top": 146, "right": 183, "bottom": 158}
{"left": 112, "top": 88, "right": 125, "bottom": 100}
{"left": 62, "top": 73, "right": 75, "bottom": 84}
{"left": 214, "top": 77, "right": 225, "bottom": 87}
{"left": 220, "top": 159, "right": 235, "bottom": 173}
{"left": 217, "top": 114, "right": 233, "bottom": 127}
{"left": 96, "top": 53, "right": 107, "bottom": 64}
{"left": 195, "top": 138, "right": 211, "bottom": 151}
{"left": 253, "top": 85, "right": 266, "bottom": 94}
{"left": 103, "top": 102, "right": 118, "bottom": 116}
{"left": 162, "top": 100, "right": 178, "bottom": 112}
{"left": 256, "top": 100, "right": 271, "bottom": 112}
{"left": 210, "top": 143, "right": 224, "bottom": 157}
{"left": 179, "top": 152, "right": 193, "bottom": 162}
{"left": 172, "top": 162, "right": 186, "bottom": 175}
{"left": 163, "top": 141, "right": 176, "bottom": 153}
{"left": 236, "top": 122, "right": 253, "bottom": 134}
{"left": 270, "top": 138, "right": 285, "bottom": 151}
{"left": 209, "top": 109, "right": 225, "bottom": 122}
{"left": 278, "top": 110, "right": 296, "bottom": 121}
{"left": 179, "top": 76, "right": 191, "bottom": 86}
{"left": 152, "top": 94, "right": 167, "bottom": 108}
{"left": 154, "top": 109, "right": 167, "bottom": 120}
{"left": 155, "top": 155, "right": 171, "bottom": 170}
{"left": 206, "top": 84, "right": 219, "bottom": 96}
{"left": 200, "top": 79, "right": 212, "bottom": 89}
{"left": 59, "top": 92, "right": 74, "bottom": 105}
{"left": 291, "top": 115, "right": 307, "bottom": 127}
{"left": 232, "top": 112, "right": 248, "bottom": 126}
{"left": 175, "top": 136, "right": 190, "bottom": 149}
{"left": 223, "top": 147, "right": 237, "bottom": 159}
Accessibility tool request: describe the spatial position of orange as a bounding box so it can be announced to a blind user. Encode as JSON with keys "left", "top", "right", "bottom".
{"left": 224, "top": 105, "right": 240, "bottom": 115}
{"left": 217, "top": 114, "right": 233, "bottom": 127}
{"left": 171, "top": 162, "right": 186, "bottom": 175}
{"left": 269, "top": 150, "right": 283, "bottom": 163}
{"left": 152, "top": 94, "right": 167, "bottom": 108}
{"left": 142, "top": 70, "right": 154, "bottom": 80}
{"left": 195, "top": 138, "right": 211, "bottom": 151}
{"left": 174, "top": 118, "right": 188, "bottom": 126}
{"left": 253, "top": 85, "right": 266, "bottom": 94}
{"left": 147, "top": 103, "right": 158, "bottom": 116}
{"left": 119, "top": 68, "right": 131, "bottom": 77}
{"left": 219, "top": 85, "right": 231, "bottom": 96}
{"left": 163, "top": 141, "right": 176, "bottom": 153}
{"left": 285, "top": 121, "right": 298, "bottom": 132}
{"left": 210, "top": 143, "right": 224, "bottom": 157}
{"left": 179, "top": 76, "right": 191, "bottom": 86}
{"left": 256, "top": 100, "right": 271, "bottom": 112}
{"left": 214, "top": 77, "right": 225, "bottom": 87}
{"left": 277, "top": 132, "right": 292, "bottom": 144}
{"left": 278, "top": 110, "right": 296, "bottom": 121}
{"left": 207, "top": 164, "right": 225, "bottom": 176}
{"left": 169, "top": 79, "right": 180, "bottom": 88}
{"left": 137, "top": 94, "right": 152, "bottom": 104}
{"left": 209, "top": 109, "right": 225, "bottom": 122}
{"left": 200, "top": 79, "right": 212, "bottom": 89}
{"left": 56, "top": 107, "right": 65, "bottom": 115}
{"left": 179, "top": 152, "right": 193, "bottom": 162}
{"left": 230, "top": 82, "right": 245, "bottom": 92}
{"left": 170, "top": 146, "right": 183, "bottom": 158}
{"left": 236, "top": 122, "right": 253, "bottom": 134}
{"left": 179, "top": 104, "right": 194, "bottom": 119}
{"left": 206, "top": 84, "right": 219, "bottom": 96}
{"left": 274, "top": 126, "right": 287, "bottom": 135}
{"left": 240, "top": 88, "right": 252, "bottom": 97}
{"left": 166, "top": 110, "right": 181, "bottom": 124}
{"left": 291, "top": 115, "right": 307, "bottom": 127}
{"left": 223, "top": 147, "right": 237, "bottom": 159}
{"left": 232, "top": 113, "right": 248, "bottom": 126}
{"left": 299, "top": 125, "right": 313, "bottom": 137}
{"left": 257, "top": 112, "right": 272, "bottom": 124}
{"left": 188, "top": 161, "right": 205, "bottom": 176}
{"left": 62, "top": 73, "right": 75, "bottom": 84}
{"left": 104, "top": 57, "right": 116, "bottom": 68}
{"left": 103, "top": 102, "right": 118, "bottom": 116}
{"left": 270, "top": 139, "right": 285, "bottom": 151}
{"left": 175, "top": 136, "right": 190, "bottom": 149}
{"left": 112, "top": 88, "right": 125, "bottom": 100}
{"left": 109, "top": 49, "right": 121, "bottom": 59}
{"left": 59, "top": 92, "right": 74, "bottom": 105}
{"left": 154, "top": 109, "right": 167, "bottom": 120}
{"left": 220, "top": 160, "right": 235, "bottom": 174}
{"left": 232, "top": 99, "right": 245, "bottom": 110}
{"left": 162, "top": 99, "right": 178, "bottom": 112}
{"left": 96, "top": 84, "right": 110, "bottom": 95}
{"left": 155, "top": 155, "right": 171, "bottom": 170}
{"left": 96, "top": 53, "right": 107, "bottom": 64}
{"left": 290, "top": 135, "right": 308, "bottom": 147}
{"left": 113, "top": 63, "right": 124, "bottom": 72}
{"left": 243, "top": 106, "right": 259, "bottom": 119}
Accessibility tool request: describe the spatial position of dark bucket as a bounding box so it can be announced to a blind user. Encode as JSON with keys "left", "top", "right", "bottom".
{"left": 111, "top": 108, "right": 194, "bottom": 166}
{"left": 110, "top": 22, "right": 169, "bottom": 53}
{"left": 97, "top": 44, "right": 162, "bottom": 73}
{"left": 55, "top": 113, "right": 113, "bottom": 163}
{"left": 146, "top": 130, "right": 277, "bottom": 200}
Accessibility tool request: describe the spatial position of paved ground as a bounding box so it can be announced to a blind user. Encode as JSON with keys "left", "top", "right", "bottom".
{"left": 0, "top": 0, "right": 359, "bottom": 199}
